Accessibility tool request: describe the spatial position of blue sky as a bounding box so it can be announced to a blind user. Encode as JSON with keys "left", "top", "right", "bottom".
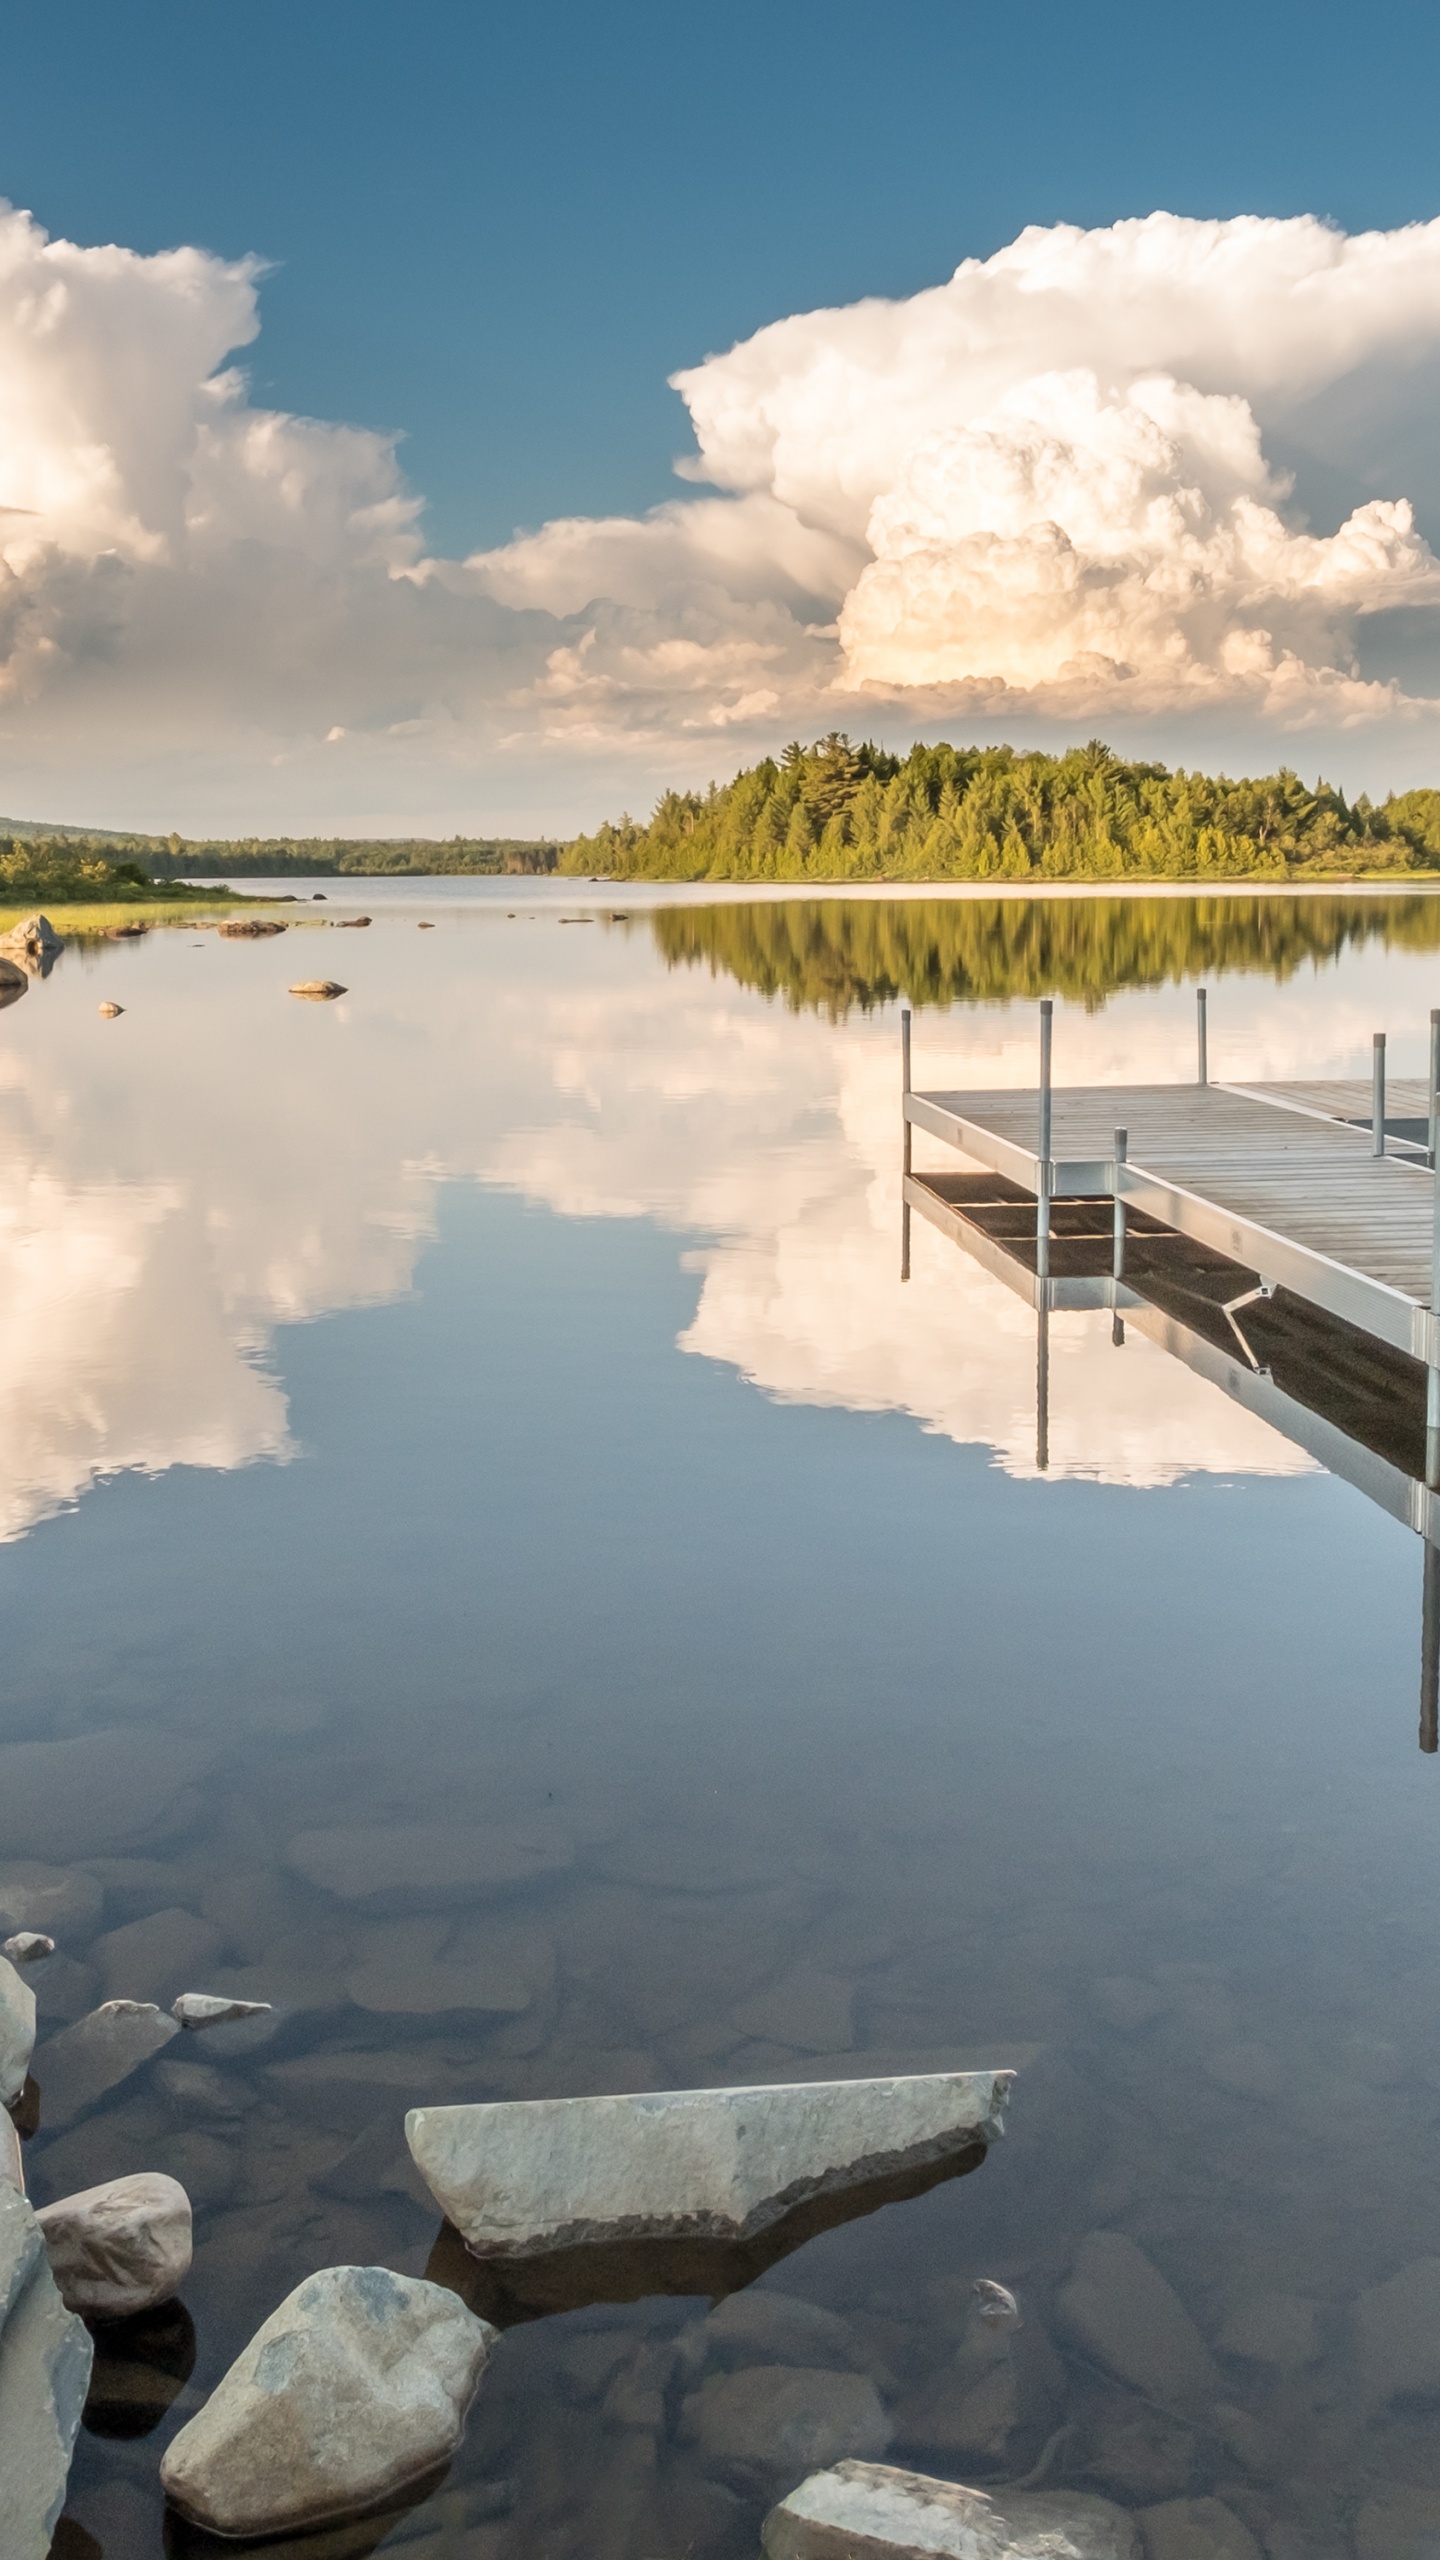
{"left": 2, "top": 0, "right": 1440, "bottom": 832}
{"left": 7, "top": 0, "right": 1438, "bottom": 557}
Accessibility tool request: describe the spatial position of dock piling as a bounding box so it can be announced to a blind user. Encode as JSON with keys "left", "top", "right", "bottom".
{"left": 1037, "top": 999, "right": 1053, "bottom": 1281}
{"left": 1414, "top": 1525, "right": 1424, "bottom": 1751}
{"left": 1429, "top": 1010, "right": 1440, "bottom": 1170}
{"left": 1112, "top": 1126, "right": 1127, "bottom": 1346}
{"left": 1373, "top": 1033, "right": 1387, "bottom": 1158}
{"left": 1197, "top": 988, "right": 1208, "bottom": 1086}
{"left": 900, "top": 1006, "right": 912, "bottom": 1282}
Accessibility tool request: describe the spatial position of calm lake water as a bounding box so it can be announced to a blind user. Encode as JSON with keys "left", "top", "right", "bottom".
{"left": 9, "top": 883, "right": 1440, "bottom": 2559}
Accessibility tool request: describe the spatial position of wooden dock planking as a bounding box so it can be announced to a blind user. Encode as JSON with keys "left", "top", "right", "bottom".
{"left": 907, "top": 1078, "right": 1440, "bottom": 1356}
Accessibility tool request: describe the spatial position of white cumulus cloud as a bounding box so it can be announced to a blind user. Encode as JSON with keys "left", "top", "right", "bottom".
{"left": 2, "top": 201, "right": 1440, "bottom": 826}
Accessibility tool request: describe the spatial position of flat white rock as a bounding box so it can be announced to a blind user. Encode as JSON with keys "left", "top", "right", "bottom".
{"left": 0, "top": 2109, "right": 23, "bottom": 2192}
{"left": 0, "top": 2183, "right": 93, "bottom": 2559}
{"left": 407, "top": 2069, "right": 1012, "bottom": 2256}
{"left": 160, "top": 2264, "right": 495, "bottom": 2536}
{"left": 0, "top": 1954, "right": 37, "bottom": 2106}
{"left": 173, "top": 1991, "right": 273, "bottom": 2029}
{"left": 763, "top": 2463, "right": 1139, "bottom": 2559}
{"left": 33, "top": 2000, "right": 180, "bottom": 2129}
{"left": 36, "top": 2171, "right": 192, "bottom": 2318}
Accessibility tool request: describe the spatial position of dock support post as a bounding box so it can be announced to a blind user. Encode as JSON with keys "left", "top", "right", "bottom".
{"left": 900, "top": 1006, "right": 912, "bottom": 1282}
{"left": 1414, "top": 1536, "right": 1424, "bottom": 1761}
{"left": 1373, "top": 1032, "right": 1387, "bottom": 1157}
{"left": 1196, "top": 987, "right": 1208, "bottom": 1086}
{"left": 1036, "top": 999, "right": 1053, "bottom": 1282}
{"left": 1429, "top": 1009, "right": 1440, "bottom": 1170}
{"left": 1428, "top": 1125, "right": 1440, "bottom": 1494}
{"left": 1036, "top": 1295, "right": 1050, "bottom": 1474}
{"left": 1112, "top": 1126, "right": 1127, "bottom": 1347}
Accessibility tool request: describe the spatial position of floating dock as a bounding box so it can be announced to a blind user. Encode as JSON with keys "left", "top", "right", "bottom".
{"left": 900, "top": 995, "right": 1440, "bottom": 1749}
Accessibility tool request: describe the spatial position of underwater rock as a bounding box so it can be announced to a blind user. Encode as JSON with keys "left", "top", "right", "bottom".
{"left": 0, "top": 1954, "right": 37, "bottom": 2105}
{"left": 407, "top": 2068, "right": 1013, "bottom": 2257}
{"left": 94, "top": 1906, "right": 224, "bottom": 2006}
{"left": 0, "top": 1729, "right": 217, "bottom": 1863}
{"left": 0, "top": 1866, "right": 104, "bottom": 1941}
{"left": 159, "top": 2264, "right": 495, "bottom": 2536}
{"left": 33, "top": 2001, "right": 180, "bottom": 2129}
{"left": 1355, "top": 2256, "right": 1440, "bottom": 2410}
{"left": 0, "top": 2183, "right": 93, "bottom": 2560}
{"left": 1057, "top": 2231, "right": 1221, "bottom": 2415}
{"left": 1216, "top": 2291, "right": 1321, "bottom": 2370}
{"left": 287, "top": 1818, "right": 573, "bottom": 1908}
{"left": 762, "top": 2463, "right": 1138, "bottom": 2558}
{"left": 1138, "top": 2497, "right": 1262, "bottom": 2560}
{"left": 697, "top": 2289, "right": 868, "bottom": 2373}
{"left": 37, "top": 2172, "right": 192, "bottom": 2318}
{"left": 172, "top": 1992, "right": 273, "bottom": 2030}
{"left": 1353, "top": 2486, "right": 1440, "bottom": 2560}
{"left": 3, "top": 1934, "right": 55, "bottom": 1966}
{"left": 687, "top": 2366, "right": 892, "bottom": 2497}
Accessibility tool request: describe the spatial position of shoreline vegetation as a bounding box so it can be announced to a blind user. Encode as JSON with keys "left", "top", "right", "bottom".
{"left": 6, "top": 739, "right": 1440, "bottom": 916}
{"left": 560, "top": 736, "right": 1440, "bottom": 885}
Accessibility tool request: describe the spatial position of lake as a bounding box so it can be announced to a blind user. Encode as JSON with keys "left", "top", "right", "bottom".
{"left": 8, "top": 882, "right": 1440, "bottom": 2560}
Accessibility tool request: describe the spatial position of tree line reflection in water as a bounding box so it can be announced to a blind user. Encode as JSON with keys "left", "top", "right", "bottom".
{"left": 643, "top": 893, "right": 1440, "bottom": 1019}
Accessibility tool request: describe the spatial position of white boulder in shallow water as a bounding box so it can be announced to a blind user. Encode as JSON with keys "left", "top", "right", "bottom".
{"left": 36, "top": 2172, "right": 192, "bottom": 2318}
{"left": 407, "top": 2069, "right": 1013, "bottom": 2255}
{"left": 172, "top": 1991, "right": 273, "bottom": 2030}
{"left": 762, "top": 2463, "right": 1139, "bottom": 2559}
{"left": 160, "top": 2264, "right": 496, "bottom": 2536}
{"left": 3, "top": 1934, "right": 55, "bottom": 1966}
{"left": 33, "top": 1999, "right": 180, "bottom": 2128}
{"left": 0, "top": 1953, "right": 37, "bottom": 2105}
{"left": 0, "top": 2183, "right": 93, "bottom": 2559}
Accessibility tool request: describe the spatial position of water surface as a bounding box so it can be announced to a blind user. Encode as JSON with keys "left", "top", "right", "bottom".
{"left": 7, "top": 888, "right": 1440, "bottom": 2558}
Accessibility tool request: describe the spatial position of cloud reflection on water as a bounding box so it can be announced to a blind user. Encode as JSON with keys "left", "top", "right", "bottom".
{"left": 9, "top": 893, "right": 1440, "bottom": 1537}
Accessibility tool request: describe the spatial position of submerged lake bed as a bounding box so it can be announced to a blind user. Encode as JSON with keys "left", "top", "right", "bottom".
{"left": 7, "top": 884, "right": 1440, "bottom": 2557}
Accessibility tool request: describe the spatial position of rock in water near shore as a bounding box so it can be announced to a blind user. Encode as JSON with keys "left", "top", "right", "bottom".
{"left": 407, "top": 2069, "right": 1013, "bottom": 2256}
{"left": 97, "top": 1002, "right": 124, "bottom": 1017}
{"left": 172, "top": 1992, "right": 273, "bottom": 2030}
{"left": 36, "top": 2173, "right": 192, "bottom": 2318}
{"left": 1056, "top": 2230, "right": 1222, "bottom": 2415}
{"left": 289, "top": 980, "right": 347, "bottom": 999}
{"left": 0, "top": 1866, "right": 104, "bottom": 1941}
{"left": 0, "top": 1954, "right": 37, "bottom": 2105}
{"left": 0, "top": 2183, "right": 93, "bottom": 2559}
{"left": 0, "top": 955, "right": 28, "bottom": 1003}
{"left": 0, "top": 913, "right": 63, "bottom": 959}
{"left": 219, "top": 918, "right": 287, "bottom": 936}
{"left": 159, "top": 2265, "right": 495, "bottom": 2536}
{"left": 33, "top": 2000, "right": 180, "bottom": 2128}
{"left": 3, "top": 1934, "right": 55, "bottom": 1966}
{"left": 762, "top": 2462, "right": 1139, "bottom": 2558}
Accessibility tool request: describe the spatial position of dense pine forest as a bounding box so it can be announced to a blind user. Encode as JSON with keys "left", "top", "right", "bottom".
{"left": 563, "top": 736, "right": 1440, "bottom": 883}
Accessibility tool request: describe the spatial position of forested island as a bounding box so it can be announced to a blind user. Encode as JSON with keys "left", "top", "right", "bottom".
{"left": 562, "top": 736, "right": 1440, "bottom": 884}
